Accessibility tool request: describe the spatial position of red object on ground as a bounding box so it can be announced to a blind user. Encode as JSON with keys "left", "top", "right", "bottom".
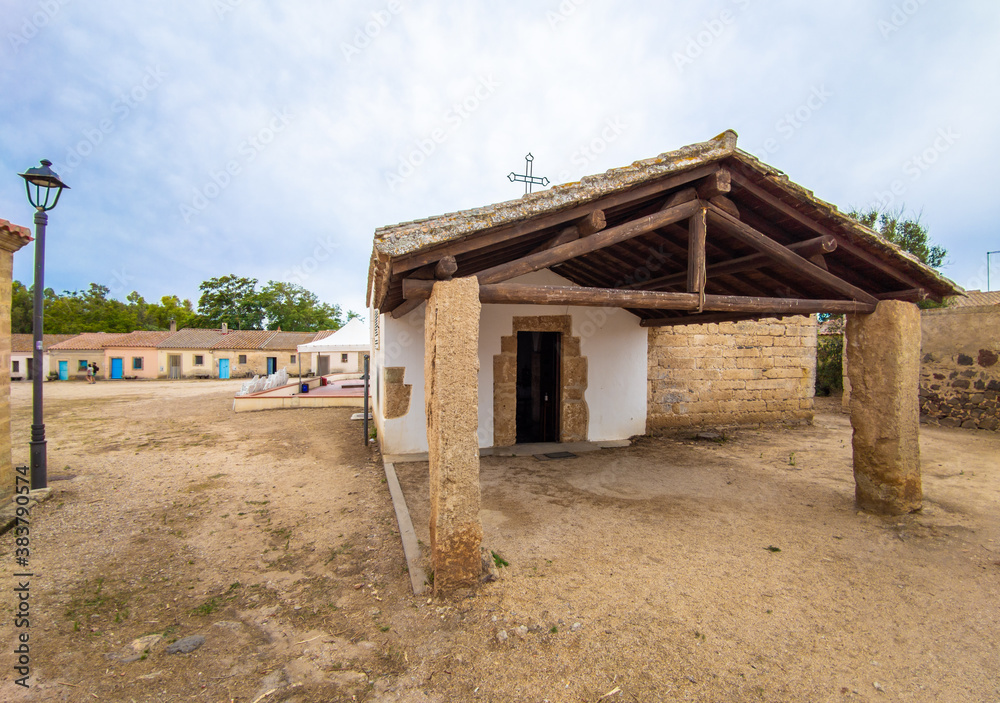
{"left": 319, "top": 377, "right": 327, "bottom": 386}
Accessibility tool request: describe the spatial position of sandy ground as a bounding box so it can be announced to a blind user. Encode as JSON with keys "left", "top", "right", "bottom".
{"left": 1, "top": 382, "right": 998, "bottom": 702}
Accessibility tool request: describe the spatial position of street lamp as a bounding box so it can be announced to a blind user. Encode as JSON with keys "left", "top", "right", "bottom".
{"left": 18, "top": 159, "right": 69, "bottom": 490}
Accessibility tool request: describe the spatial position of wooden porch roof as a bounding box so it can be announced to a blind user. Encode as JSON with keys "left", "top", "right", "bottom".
{"left": 368, "top": 131, "right": 960, "bottom": 326}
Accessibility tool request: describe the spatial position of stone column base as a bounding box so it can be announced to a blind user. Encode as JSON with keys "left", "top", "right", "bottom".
{"left": 847, "top": 301, "right": 922, "bottom": 514}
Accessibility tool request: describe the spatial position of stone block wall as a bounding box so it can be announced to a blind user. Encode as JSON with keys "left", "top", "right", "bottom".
{"left": 0, "top": 227, "right": 30, "bottom": 501}
{"left": 918, "top": 306, "right": 1000, "bottom": 431}
{"left": 647, "top": 315, "right": 816, "bottom": 431}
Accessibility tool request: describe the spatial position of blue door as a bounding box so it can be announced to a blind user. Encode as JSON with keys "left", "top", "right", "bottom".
{"left": 219, "top": 358, "right": 230, "bottom": 380}
{"left": 267, "top": 357, "right": 276, "bottom": 375}
{"left": 110, "top": 358, "right": 123, "bottom": 379}
{"left": 58, "top": 360, "right": 68, "bottom": 380}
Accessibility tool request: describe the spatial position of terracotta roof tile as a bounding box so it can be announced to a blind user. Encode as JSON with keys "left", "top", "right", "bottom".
{"left": 209, "top": 330, "right": 277, "bottom": 350}
{"left": 11, "top": 334, "right": 76, "bottom": 353}
{"left": 157, "top": 328, "right": 227, "bottom": 349}
{"left": 48, "top": 332, "right": 129, "bottom": 350}
{"left": 817, "top": 318, "right": 845, "bottom": 336}
{"left": 104, "top": 331, "right": 175, "bottom": 348}
{"left": 947, "top": 290, "right": 1000, "bottom": 308}
{"left": 262, "top": 331, "right": 320, "bottom": 350}
{"left": 0, "top": 218, "right": 32, "bottom": 242}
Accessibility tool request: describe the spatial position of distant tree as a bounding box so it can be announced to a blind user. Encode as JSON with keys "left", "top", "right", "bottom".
{"left": 11, "top": 275, "right": 353, "bottom": 334}
{"left": 196, "top": 275, "right": 265, "bottom": 330}
{"left": 258, "top": 280, "right": 343, "bottom": 331}
{"left": 848, "top": 207, "right": 947, "bottom": 270}
{"left": 11, "top": 281, "right": 33, "bottom": 334}
{"left": 145, "top": 295, "right": 197, "bottom": 330}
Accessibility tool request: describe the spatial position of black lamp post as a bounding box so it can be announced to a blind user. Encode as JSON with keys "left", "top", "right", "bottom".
{"left": 18, "top": 160, "right": 69, "bottom": 490}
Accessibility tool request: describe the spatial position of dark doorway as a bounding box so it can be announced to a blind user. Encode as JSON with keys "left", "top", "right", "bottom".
{"left": 516, "top": 331, "right": 561, "bottom": 444}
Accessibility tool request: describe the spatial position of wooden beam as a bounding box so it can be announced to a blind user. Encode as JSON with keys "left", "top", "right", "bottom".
{"left": 709, "top": 195, "right": 740, "bottom": 218}
{"left": 625, "top": 235, "right": 837, "bottom": 291}
{"left": 663, "top": 187, "right": 698, "bottom": 209}
{"left": 391, "top": 163, "right": 721, "bottom": 275}
{"left": 701, "top": 295, "right": 876, "bottom": 314}
{"left": 527, "top": 210, "right": 606, "bottom": 255}
{"left": 809, "top": 254, "right": 829, "bottom": 271}
{"left": 528, "top": 226, "right": 578, "bottom": 255}
{"left": 402, "top": 280, "right": 878, "bottom": 316}
{"left": 434, "top": 255, "right": 458, "bottom": 280}
{"left": 728, "top": 169, "right": 928, "bottom": 291}
{"left": 875, "top": 288, "right": 928, "bottom": 302}
{"left": 390, "top": 297, "right": 424, "bottom": 319}
{"left": 697, "top": 168, "right": 731, "bottom": 200}
{"left": 472, "top": 199, "right": 702, "bottom": 285}
{"left": 402, "top": 279, "right": 699, "bottom": 309}
{"left": 706, "top": 205, "right": 879, "bottom": 305}
{"left": 577, "top": 209, "right": 607, "bottom": 236}
{"left": 687, "top": 207, "right": 707, "bottom": 296}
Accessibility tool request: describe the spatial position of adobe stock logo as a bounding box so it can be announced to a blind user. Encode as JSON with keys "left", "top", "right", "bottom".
{"left": 872, "top": 127, "right": 960, "bottom": 210}
{"left": 57, "top": 65, "right": 168, "bottom": 176}
{"left": 385, "top": 75, "right": 501, "bottom": 191}
{"left": 7, "top": 0, "right": 71, "bottom": 54}
{"left": 341, "top": 0, "right": 404, "bottom": 62}
{"left": 179, "top": 108, "right": 294, "bottom": 224}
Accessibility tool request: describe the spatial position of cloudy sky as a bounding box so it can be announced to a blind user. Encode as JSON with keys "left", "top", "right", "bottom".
{"left": 2, "top": 1, "right": 998, "bottom": 319}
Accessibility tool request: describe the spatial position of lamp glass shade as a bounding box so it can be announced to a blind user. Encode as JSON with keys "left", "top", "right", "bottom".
{"left": 18, "top": 159, "right": 69, "bottom": 211}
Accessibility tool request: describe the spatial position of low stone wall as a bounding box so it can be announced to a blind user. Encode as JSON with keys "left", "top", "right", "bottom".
{"left": 647, "top": 316, "right": 816, "bottom": 431}
{"left": 918, "top": 306, "right": 1000, "bottom": 431}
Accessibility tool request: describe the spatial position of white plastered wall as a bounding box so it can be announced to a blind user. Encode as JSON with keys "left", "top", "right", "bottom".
{"left": 372, "top": 269, "right": 647, "bottom": 456}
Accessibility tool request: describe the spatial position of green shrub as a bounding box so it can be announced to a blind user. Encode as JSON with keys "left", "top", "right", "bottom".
{"left": 815, "top": 336, "right": 843, "bottom": 396}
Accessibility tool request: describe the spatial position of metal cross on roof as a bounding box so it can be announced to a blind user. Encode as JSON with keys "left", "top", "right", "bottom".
{"left": 507, "top": 153, "right": 550, "bottom": 195}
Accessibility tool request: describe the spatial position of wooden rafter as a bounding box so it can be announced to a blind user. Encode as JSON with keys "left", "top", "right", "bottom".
{"left": 624, "top": 236, "right": 837, "bottom": 290}
{"left": 728, "top": 169, "right": 930, "bottom": 294}
{"left": 473, "top": 199, "right": 701, "bottom": 285}
{"left": 705, "top": 205, "right": 879, "bottom": 305}
{"left": 527, "top": 210, "right": 606, "bottom": 255}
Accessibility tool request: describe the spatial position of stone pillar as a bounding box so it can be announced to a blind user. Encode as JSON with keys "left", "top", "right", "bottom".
{"left": 846, "top": 301, "right": 921, "bottom": 514}
{"left": 0, "top": 225, "right": 31, "bottom": 502}
{"left": 424, "top": 277, "right": 482, "bottom": 592}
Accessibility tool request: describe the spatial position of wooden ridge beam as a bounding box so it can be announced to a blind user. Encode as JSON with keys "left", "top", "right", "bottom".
{"left": 728, "top": 170, "right": 928, "bottom": 292}
{"left": 472, "top": 199, "right": 702, "bottom": 285}
{"left": 402, "top": 280, "right": 878, "bottom": 316}
{"left": 705, "top": 205, "right": 879, "bottom": 305}
{"left": 391, "top": 163, "right": 722, "bottom": 275}
{"left": 697, "top": 168, "right": 731, "bottom": 200}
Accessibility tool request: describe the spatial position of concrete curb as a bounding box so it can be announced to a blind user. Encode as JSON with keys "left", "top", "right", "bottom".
{"left": 382, "top": 461, "right": 427, "bottom": 596}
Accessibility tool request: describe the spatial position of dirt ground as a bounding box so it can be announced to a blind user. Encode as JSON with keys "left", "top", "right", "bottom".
{"left": 1, "top": 382, "right": 998, "bottom": 702}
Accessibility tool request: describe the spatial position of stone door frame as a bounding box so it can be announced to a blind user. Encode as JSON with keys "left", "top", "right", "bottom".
{"left": 493, "top": 315, "right": 588, "bottom": 446}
